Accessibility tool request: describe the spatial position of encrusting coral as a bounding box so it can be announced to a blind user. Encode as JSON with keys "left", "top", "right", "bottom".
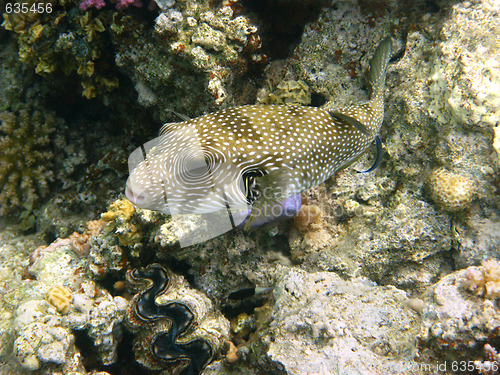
{"left": 0, "top": 105, "right": 57, "bottom": 214}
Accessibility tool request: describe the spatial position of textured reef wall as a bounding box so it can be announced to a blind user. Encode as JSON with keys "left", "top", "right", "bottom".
{"left": 0, "top": 0, "right": 499, "bottom": 374}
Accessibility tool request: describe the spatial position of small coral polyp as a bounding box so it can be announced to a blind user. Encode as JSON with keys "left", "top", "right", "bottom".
{"left": 125, "top": 264, "right": 229, "bottom": 374}
{"left": 0, "top": 106, "right": 56, "bottom": 214}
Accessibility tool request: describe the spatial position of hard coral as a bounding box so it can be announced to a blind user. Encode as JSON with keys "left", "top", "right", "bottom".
{"left": 0, "top": 106, "right": 56, "bottom": 214}
{"left": 113, "top": 0, "right": 265, "bottom": 118}
{"left": 46, "top": 286, "right": 72, "bottom": 315}
{"left": 259, "top": 79, "right": 311, "bottom": 105}
{"left": 464, "top": 259, "right": 500, "bottom": 300}
{"left": 2, "top": 0, "right": 119, "bottom": 99}
{"left": 429, "top": 168, "right": 476, "bottom": 212}
{"left": 474, "top": 343, "right": 500, "bottom": 375}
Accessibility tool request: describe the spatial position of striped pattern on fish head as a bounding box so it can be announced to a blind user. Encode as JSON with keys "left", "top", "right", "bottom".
{"left": 125, "top": 121, "right": 250, "bottom": 216}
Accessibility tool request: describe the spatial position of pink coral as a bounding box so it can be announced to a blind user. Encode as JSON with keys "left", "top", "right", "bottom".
{"left": 114, "top": 0, "right": 143, "bottom": 10}
{"left": 79, "top": 0, "right": 142, "bottom": 10}
{"left": 79, "top": 0, "right": 106, "bottom": 10}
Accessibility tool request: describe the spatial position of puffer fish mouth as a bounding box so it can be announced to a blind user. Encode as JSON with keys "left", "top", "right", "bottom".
{"left": 125, "top": 183, "right": 146, "bottom": 205}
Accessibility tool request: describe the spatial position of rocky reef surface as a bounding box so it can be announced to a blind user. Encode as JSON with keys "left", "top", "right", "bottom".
{"left": 1, "top": 0, "right": 499, "bottom": 374}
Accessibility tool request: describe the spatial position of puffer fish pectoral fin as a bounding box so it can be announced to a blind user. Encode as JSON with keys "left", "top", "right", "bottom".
{"left": 328, "top": 111, "right": 371, "bottom": 136}
{"left": 356, "top": 135, "right": 382, "bottom": 173}
{"left": 368, "top": 37, "right": 393, "bottom": 100}
{"left": 239, "top": 193, "right": 302, "bottom": 230}
{"left": 241, "top": 169, "right": 301, "bottom": 231}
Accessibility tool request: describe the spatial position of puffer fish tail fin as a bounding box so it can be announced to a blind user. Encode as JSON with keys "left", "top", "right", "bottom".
{"left": 368, "top": 37, "right": 392, "bottom": 101}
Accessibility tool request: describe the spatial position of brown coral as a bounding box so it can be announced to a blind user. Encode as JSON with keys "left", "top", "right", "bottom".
{"left": 0, "top": 106, "right": 56, "bottom": 214}
{"left": 294, "top": 204, "right": 323, "bottom": 232}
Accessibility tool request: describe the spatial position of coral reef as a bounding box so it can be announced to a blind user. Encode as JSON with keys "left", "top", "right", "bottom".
{"left": 0, "top": 232, "right": 127, "bottom": 372}
{"left": 0, "top": 105, "right": 57, "bottom": 214}
{"left": 418, "top": 262, "right": 500, "bottom": 361}
{"left": 125, "top": 264, "right": 230, "bottom": 374}
{"left": 463, "top": 259, "right": 500, "bottom": 300}
{"left": 429, "top": 0, "right": 500, "bottom": 129}
{"left": 2, "top": 0, "right": 119, "bottom": 99}
{"left": 79, "top": 0, "right": 142, "bottom": 11}
{"left": 246, "top": 267, "right": 421, "bottom": 375}
{"left": 13, "top": 299, "right": 76, "bottom": 371}
{"left": 88, "top": 198, "right": 160, "bottom": 277}
{"left": 0, "top": 38, "right": 28, "bottom": 112}
{"left": 1, "top": 0, "right": 500, "bottom": 374}
{"left": 112, "top": 0, "right": 265, "bottom": 120}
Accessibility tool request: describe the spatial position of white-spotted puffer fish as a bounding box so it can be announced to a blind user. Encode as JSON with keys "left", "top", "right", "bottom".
{"left": 126, "top": 38, "right": 392, "bottom": 237}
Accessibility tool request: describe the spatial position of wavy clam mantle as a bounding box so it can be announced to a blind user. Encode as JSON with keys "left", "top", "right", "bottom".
{"left": 125, "top": 264, "right": 229, "bottom": 374}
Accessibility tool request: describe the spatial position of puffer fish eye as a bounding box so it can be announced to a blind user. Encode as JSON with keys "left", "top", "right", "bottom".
{"left": 241, "top": 170, "right": 266, "bottom": 205}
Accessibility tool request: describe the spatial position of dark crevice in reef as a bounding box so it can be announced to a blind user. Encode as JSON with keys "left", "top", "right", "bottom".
{"left": 310, "top": 92, "right": 328, "bottom": 107}
{"left": 74, "top": 328, "right": 154, "bottom": 375}
{"left": 241, "top": 0, "right": 330, "bottom": 60}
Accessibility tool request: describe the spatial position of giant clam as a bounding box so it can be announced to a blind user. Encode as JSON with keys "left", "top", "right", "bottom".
{"left": 125, "top": 264, "right": 230, "bottom": 374}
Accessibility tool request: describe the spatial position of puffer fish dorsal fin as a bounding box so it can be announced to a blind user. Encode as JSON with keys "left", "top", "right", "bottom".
{"left": 368, "top": 37, "right": 392, "bottom": 100}
{"left": 328, "top": 111, "right": 372, "bottom": 136}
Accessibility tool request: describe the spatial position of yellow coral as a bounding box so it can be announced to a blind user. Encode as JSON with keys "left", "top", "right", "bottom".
{"left": 101, "top": 199, "right": 141, "bottom": 247}
{"left": 101, "top": 198, "right": 136, "bottom": 221}
{"left": 46, "top": 285, "right": 72, "bottom": 314}
{"left": 429, "top": 168, "right": 476, "bottom": 212}
{"left": 262, "top": 80, "right": 311, "bottom": 105}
